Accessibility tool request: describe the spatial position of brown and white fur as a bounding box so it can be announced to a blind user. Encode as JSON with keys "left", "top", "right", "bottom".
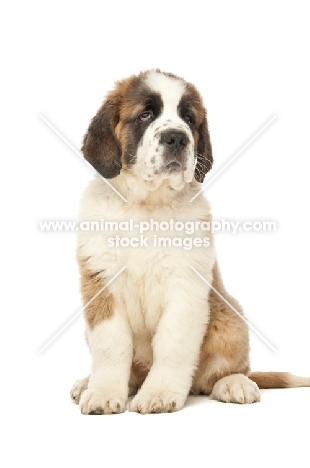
{"left": 71, "top": 69, "right": 310, "bottom": 414}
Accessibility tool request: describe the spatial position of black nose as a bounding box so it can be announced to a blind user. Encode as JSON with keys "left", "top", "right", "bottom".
{"left": 161, "top": 130, "right": 188, "bottom": 151}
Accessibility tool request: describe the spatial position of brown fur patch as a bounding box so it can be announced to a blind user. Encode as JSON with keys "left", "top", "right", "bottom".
{"left": 78, "top": 255, "right": 114, "bottom": 329}
{"left": 192, "top": 262, "right": 250, "bottom": 394}
{"left": 128, "top": 362, "right": 150, "bottom": 396}
{"left": 249, "top": 372, "right": 310, "bottom": 388}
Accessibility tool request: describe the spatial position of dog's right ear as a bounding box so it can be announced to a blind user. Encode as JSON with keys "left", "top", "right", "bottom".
{"left": 82, "top": 95, "right": 122, "bottom": 179}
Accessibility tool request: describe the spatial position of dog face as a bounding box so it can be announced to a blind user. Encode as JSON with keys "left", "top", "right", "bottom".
{"left": 82, "top": 69, "right": 213, "bottom": 189}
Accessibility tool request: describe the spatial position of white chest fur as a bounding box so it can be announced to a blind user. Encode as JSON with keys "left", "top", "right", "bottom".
{"left": 78, "top": 175, "right": 216, "bottom": 363}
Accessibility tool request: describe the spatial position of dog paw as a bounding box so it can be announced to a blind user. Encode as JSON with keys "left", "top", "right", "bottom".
{"left": 70, "top": 376, "right": 89, "bottom": 404}
{"left": 129, "top": 389, "right": 185, "bottom": 414}
{"left": 79, "top": 388, "right": 126, "bottom": 415}
{"left": 211, "top": 374, "right": 261, "bottom": 404}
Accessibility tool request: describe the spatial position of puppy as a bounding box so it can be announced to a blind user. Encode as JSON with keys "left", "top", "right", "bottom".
{"left": 71, "top": 69, "right": 310, "bottom": 414}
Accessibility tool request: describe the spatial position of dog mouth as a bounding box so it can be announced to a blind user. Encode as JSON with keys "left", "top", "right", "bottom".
{"left": 144, "top": 162, "right": 194, "bottom": 191}
{"left": 164, "top": 161, "right": 183, "bottom": 173}
{"left": 142, "top": 151, "right": 194, "bottom": 190}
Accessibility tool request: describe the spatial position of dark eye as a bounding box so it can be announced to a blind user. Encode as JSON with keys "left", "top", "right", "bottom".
{"left": 184, "top": 113, "right": 194, "bottom": 125}
{"left": 139, "top": 110, "right": 154, "bottom": 122}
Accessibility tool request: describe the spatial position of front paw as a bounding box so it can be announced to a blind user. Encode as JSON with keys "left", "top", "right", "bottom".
{"left": 79, "top": 388, "right": 126, "bottom": 415}
{"left": 129, "top": 389, "right": 186, "bottom": 414}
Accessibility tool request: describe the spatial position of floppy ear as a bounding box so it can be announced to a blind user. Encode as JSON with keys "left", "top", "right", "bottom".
{"left": 194, "top": 115, "right": 213, "bottom": 183}
{"left": 81, "top": 96, "right": 122, "bottom": 179}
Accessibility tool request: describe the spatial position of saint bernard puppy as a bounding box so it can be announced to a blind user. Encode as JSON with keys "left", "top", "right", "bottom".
{"left": 71, "top": 69, "right": 310, "bottom": 414}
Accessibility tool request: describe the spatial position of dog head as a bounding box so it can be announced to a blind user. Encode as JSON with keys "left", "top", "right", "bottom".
{"left": 82, "top": 69, "right": 213, "bottom": 190}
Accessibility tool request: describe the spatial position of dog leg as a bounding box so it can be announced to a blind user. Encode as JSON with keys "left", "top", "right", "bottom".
{"left": 79, "top": 313, "right": 133, "bottom": 415}
{"left": 129, "top": 281, "right": 210, "bottom": 414}
{"left": 192, "top": 261, "right": 253, "bottom": 399}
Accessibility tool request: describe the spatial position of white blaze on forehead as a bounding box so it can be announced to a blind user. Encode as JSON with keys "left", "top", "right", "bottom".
{"left": 145, "top": 70, "right": 186, "bottom": 115}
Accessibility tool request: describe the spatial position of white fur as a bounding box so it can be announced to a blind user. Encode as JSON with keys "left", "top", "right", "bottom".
{"left": 70, "top": 377, "right": 89, "bottom": 403}
{"left": 211, "top": 374, "right": 261, "bottom": 404}
{"left": 146, "top": 69, "right": 185, "bottom": 106}
{"left": 80, "top": 315, "right": 133, "bottom": 414}
{"left": 135, "top": 71, "right": 195, "bottom": 191}
{"left": 129, "top": 275, "right": 211, "bottom": 413}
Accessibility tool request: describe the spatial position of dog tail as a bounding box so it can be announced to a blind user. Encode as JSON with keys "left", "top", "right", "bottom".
{"left": 249, "top": 372, "right": 310, "bottom": 389}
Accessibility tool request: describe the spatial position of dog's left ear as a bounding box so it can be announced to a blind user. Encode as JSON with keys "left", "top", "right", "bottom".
{"left": 194, "top": 115, "right": 213, "bottom": 183}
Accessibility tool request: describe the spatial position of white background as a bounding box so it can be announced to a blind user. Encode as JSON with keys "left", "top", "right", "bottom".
{"left": 1, "top": 1, "right": 309, "bottom": 466}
